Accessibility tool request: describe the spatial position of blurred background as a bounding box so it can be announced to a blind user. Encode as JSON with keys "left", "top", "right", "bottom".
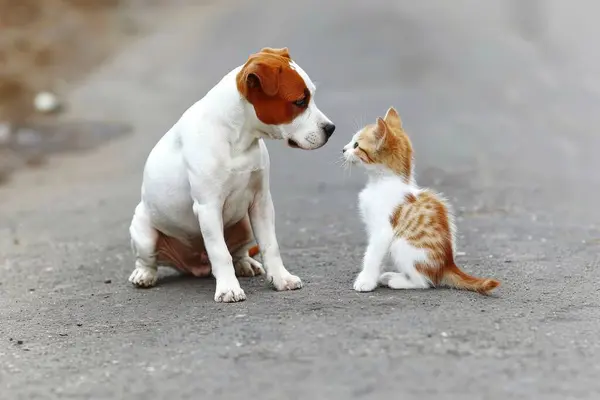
{"left": 1, "top": 0, "right": 599, "bottom": 399}
{"left": 0, "top": 0, "right": 176, "bottom": 180}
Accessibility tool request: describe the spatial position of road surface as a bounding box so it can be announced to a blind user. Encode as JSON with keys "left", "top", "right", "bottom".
{"left": 1, "top": 1, "right": 599, "bottom": 399}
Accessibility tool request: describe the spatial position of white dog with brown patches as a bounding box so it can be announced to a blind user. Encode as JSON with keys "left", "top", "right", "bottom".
{"left": 128, "top": 47, "right": 335, "bottom": 303}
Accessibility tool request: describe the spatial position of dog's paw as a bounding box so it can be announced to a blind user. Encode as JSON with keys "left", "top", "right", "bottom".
{"left": 234, "top": 256, "right": 265, "bottom": 277}
{"left": 353, "top": 273, "right": 377, "bottom": 292}
{"left": 270, "top": 273, "right": 303, "bottom": 291}
{"left": 129, "top": 266, "right": 158, "bottom": 288}
{"left": 214, "top": 282, "right": 246, "bottom": 303}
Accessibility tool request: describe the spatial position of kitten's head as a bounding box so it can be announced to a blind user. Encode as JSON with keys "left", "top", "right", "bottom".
{"left": 342, "top": 107, "right": 413, "bottom": 180}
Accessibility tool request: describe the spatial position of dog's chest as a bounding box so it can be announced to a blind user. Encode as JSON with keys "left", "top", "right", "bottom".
{"left": 221, "top": 173, "right": 253, "bottom": 221}
{"left": 220, "top": 150, "right": 264, "bottom": 226}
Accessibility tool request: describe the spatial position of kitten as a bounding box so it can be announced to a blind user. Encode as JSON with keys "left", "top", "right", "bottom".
{"left": 342, "top": 107, "right": 499, "bottom": 295}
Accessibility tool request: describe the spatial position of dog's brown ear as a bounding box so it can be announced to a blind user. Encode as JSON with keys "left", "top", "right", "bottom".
{"left": 243, "top": 59, "right": 280, "bottom": 97}
{"left": 260, "top": 47, "right": 291, "bottom": 59}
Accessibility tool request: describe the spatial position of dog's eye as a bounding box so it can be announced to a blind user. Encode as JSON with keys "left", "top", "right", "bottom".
{"left": 293, "top": 97, "right": 308, "bottom": 108}
{"left": 353, "top": 142, "right": 359, "bottom": 149}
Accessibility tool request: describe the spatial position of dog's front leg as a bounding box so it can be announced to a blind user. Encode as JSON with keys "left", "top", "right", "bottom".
{"left": 193, "top": 202, "right": 246, "bottom": 303}
{"left": 249, "top": 191, "right": 302, "bottom": 291}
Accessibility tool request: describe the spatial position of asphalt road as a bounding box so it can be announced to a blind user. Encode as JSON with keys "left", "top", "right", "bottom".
{"left": 2, "top": 1, "right": 600, "bottom": 399}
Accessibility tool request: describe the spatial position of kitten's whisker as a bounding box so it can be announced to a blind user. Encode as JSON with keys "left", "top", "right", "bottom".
{"left": 351, "top": 116, "right": 361, "bottom": 133}
{"left": 334, "top": 156, "right": 353, "bottom": 179}
{"left": 340, "top": 157, "right": 353, "bottom": 177}
{"left": 352, "top": 114, "right": 367, "bottom": 132}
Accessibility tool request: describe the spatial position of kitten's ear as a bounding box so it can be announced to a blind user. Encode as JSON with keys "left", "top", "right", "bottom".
{"left": 384, "top": 107, "right": 402, "bottom": 129}
{"left": 374, "top": 117, "right": 388, "bottom": 149}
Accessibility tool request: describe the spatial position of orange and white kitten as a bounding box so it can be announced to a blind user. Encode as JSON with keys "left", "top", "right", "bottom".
{"left": 342, "top": 107, "right": 499, "bottom": 295}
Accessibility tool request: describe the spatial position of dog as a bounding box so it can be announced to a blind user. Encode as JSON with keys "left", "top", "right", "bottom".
{"left": 128, "top": 47, "right": 335, "bottom": 303}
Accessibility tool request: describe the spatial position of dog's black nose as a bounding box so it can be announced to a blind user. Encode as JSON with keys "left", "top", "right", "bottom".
{"left": 322, "top": 123, "right": 336, "bottom": 138}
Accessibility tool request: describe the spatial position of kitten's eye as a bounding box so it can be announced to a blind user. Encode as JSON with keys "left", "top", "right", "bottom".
{"left": 293, "top": 96, "right": 308, "bottom": 108}
{"left": 353, "top": 142, "right": 359, "bottom": 149}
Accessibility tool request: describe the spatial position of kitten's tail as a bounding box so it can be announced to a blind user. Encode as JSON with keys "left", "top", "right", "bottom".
{"left": 441, "top": 263, "right": 500, "bottom": 295}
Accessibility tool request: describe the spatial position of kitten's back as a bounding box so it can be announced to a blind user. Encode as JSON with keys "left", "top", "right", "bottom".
{"left": 391, "top": 189, "right": 499, "bottom": 294}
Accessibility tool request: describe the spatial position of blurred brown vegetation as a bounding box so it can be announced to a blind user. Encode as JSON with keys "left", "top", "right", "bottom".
{"left": 0, "top": 0, "right": 172, "bottom": 182}
{"left": 0, "top": 0, "right": 129, "bottom": 123}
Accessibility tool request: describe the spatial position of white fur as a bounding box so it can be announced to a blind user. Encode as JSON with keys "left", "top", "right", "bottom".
{"left": 129, "top": 60, "right": 333, "bottom": 302}
{"left": 342, "top": 132, "right": 442, "bottom": 292}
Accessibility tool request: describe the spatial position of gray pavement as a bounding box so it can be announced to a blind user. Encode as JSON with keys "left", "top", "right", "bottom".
{"left": 1, "top": 1, "right": 600, "bottom": 399}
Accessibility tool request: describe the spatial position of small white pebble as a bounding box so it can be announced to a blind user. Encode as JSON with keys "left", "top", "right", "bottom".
{"left": 456, "top": 251, "right": 466, "bottom": 256}
{"left": 235, "top": 342, "right": 242, "bottom": 347}
{"left": 34, "top": 92, "right": 60, "bottom": 113}
{"left": 440, "top": 332, "right": 449, "bottom": 338}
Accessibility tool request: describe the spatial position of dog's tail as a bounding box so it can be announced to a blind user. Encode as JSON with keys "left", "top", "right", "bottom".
{"left": 249, "top": 245, "right": 260, "bottom": 258}
{"left": 440, "top": 263, "right": 500, "bottom": 295}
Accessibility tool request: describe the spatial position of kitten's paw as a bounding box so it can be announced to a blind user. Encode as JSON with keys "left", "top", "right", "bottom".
{"left": 214, "top": 280, "right": 246, "bottom": 303}
{"left": 234, "top": 257, "right": 265, "bottom": 277}
{"left": 353, "top": 273, "right": 378, "bottom": 292}
{"left": 270, "top": 273, "right": 303, "bottom": 291}
{"left": 129, "top": 266, "right": 158, "bottom": 288}
{"left": 379, "top": 272, "right": 403, "bottom": 286}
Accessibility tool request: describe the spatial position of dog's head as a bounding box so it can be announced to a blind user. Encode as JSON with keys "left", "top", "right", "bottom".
{"left": 236, "top": 47, "right": 335, "bottom": 150}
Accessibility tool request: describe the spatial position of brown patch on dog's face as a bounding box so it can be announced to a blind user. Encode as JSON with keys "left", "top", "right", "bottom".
{"left": 259, "top": 47, "right": 291, "bottom": 59}
{"left": 236, "top": 47, "right": 310, "bottom": 125}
